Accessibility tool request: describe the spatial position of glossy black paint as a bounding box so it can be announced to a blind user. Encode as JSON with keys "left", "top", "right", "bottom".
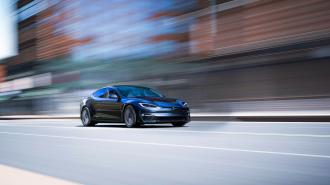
{"left": 80, "top": 85, "right": 190, "bottom": 124}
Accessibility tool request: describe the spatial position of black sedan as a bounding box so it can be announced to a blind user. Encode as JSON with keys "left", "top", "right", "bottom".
{"left": 80, "top": 85, "right": 190, "bottom": 127}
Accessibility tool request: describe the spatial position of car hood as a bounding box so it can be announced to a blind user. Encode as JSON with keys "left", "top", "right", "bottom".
{"left": 128, "top": 96, "right": 184, "bottom": 107}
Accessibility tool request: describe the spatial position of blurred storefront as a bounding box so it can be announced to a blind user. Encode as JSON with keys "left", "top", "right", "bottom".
{"left": 1, "top": 0, "right": 330, "bottom": 115}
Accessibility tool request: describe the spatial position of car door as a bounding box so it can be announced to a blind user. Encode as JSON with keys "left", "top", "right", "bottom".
{"left": 102, "top": 88, "right": 123, "bottom": 121}
{"left": 92, "top": 88, "right": 109, "bottom": 119}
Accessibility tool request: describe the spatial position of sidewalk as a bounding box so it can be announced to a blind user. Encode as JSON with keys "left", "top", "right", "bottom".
{"left": 1, "top": 111, "right": 330, "bottom": 122}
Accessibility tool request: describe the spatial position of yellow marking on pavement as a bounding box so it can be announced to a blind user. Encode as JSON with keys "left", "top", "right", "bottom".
{"left": 0, "top": 164, "right": 80, "bottom": 185}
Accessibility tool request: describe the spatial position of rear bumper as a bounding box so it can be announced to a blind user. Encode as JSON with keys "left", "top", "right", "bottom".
{"left": 139, "top": 110, "right": 190, "bottom": 123}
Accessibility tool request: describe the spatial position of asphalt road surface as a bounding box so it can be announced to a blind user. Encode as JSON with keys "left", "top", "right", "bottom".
{"left": 0, "top": 119, "right": 330, "bottom": 185}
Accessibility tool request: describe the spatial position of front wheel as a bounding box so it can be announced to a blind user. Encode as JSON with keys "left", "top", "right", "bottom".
{"left": 124, "top": 105, "right": 139, "bottom": 128}
{"left": 172, "top": 122, "right": 187, "bottom": 127}
{"left": 81, "top": 107, "right": 96, "bottom": 127}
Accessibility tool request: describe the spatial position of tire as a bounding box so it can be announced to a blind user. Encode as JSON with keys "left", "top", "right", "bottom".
{"left": 81, "top": 107, "right": 96, "bottom": 127}
{"left": 172, "top": 122, "right": 187, "bottom": 127}
{"left": 124, "top": 105, "right": 139, "bottom": 128}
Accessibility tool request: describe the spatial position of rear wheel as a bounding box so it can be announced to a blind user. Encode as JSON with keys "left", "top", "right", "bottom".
{"left": 172, "top": 122, "right": 187, "bottom": 127}
{"left": 81, "top": 107, "right": 96, "bottom": 127}
{"left": 124, "top": 105, "right": 139, "bottom": 128}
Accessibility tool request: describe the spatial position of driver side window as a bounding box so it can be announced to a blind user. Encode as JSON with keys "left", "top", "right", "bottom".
{"left": 108, "top": 89, "right": 118, "bottom": 99}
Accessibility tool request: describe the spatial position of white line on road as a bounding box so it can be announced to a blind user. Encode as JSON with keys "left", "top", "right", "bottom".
{"left": 3, "top": 120, "right": 330, "bottom": 125}
{"left": 153, "top": 130, "right": 330, "bottom": 138}
{"left": 193, "top": 121, "right": 330, "bottom": 125}
{"left": 0, "top": 124, "right": 330, "bottom": 138}
{"left": 1, "top": 131, "right": 330, "bottom": 159}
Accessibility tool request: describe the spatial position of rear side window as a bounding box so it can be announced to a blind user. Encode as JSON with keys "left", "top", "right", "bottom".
{"left": 93, "top": 88, "right": 108, "bottom": 98}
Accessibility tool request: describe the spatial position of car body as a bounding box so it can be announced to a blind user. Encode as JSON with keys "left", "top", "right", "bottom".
{"left": 80, "top": 85, "right": 190, "bottom": 127}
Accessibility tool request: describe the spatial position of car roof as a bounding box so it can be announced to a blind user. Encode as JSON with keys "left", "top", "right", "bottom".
{"left": 111, "top": 85, "right": 149, "bottom": 89}
{"left": 94, "top": 85, "right": 151, "bottom": 93}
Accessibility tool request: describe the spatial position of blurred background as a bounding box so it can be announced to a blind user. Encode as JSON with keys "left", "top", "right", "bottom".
{"left": 0, "top": 0, "right": 330, "bottom": 116}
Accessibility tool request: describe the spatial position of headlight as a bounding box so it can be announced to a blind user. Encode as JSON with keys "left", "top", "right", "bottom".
{"left": 139, "top": 103, "right": 160, "bottom": 110}
{"left": 182, "top": 102, "right": 188, "bottom": 107}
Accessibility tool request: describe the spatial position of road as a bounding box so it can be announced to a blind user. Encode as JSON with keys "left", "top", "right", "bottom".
{"left": 0, "top": 119, "right": 330, "bottom": 185}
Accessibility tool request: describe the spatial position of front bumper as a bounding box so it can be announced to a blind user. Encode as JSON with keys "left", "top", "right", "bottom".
{"left": 139, "top": 107, "right": 190, "bottom": 123}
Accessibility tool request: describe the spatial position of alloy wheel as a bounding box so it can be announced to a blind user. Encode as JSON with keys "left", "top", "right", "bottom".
{"left": 81, "top": 108, "right": 90, "bottom": 126}
{"left": 124, "top": 106, "right": 136, "bottom": 127}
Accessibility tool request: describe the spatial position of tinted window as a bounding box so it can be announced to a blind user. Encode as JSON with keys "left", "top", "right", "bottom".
{"left": 108, "top": 89, "right": 118, "bottom": 99}
{"left": 93, "top": 88, "right": 107, "bottom": 98}
{"left": 116, "top": 86, "right": 163, "bottom": 98}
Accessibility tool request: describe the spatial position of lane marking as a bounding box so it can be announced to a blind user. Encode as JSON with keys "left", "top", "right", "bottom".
{"left": 1, "top": 131, "right": 330, "bottom": 159}
{"left": 192, "top": 121, "right": 330, "bottom": 125}
{"left": 0, "top": 124, "right": 330, "bottom": 138}
{"left": 2, "top": 120, "right": 330, "bottom": 125}
{"left": 2, "top": 122, "right": 330, "bottom": 131}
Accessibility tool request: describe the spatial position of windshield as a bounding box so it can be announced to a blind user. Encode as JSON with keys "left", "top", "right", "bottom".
{"left": 116, "top": 86, "right": 164, "bottom": 98}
